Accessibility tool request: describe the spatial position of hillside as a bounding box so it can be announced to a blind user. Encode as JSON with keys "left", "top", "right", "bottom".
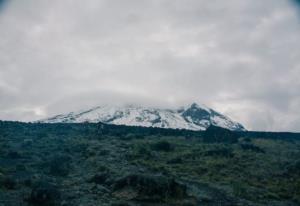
{"left": 0, "top": 121, "right": 299, "bottom": 206}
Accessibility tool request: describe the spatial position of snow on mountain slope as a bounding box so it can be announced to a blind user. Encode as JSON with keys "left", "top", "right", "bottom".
{"left": 39, "top": 103, "right": 246, "bottom": 131}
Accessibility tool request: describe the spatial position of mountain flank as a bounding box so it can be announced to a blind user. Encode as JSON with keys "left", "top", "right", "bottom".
{"left": 39, "top": 103, "right": 246, "bottom": 131}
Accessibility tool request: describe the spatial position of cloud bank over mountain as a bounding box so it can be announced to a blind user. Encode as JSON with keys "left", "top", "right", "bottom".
{"left": 0, "top": 0, "right": 300, "bottom": 131}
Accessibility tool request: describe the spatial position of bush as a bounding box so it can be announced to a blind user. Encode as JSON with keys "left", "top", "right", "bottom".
{"left": 0, "top": 175, "right": 17, "bottom": 190}
{"left": 7, "top": 151, "right": 22, "bottom": 159}
{"left": 203, "top": 147, "right": 234, "bottom": 158}
{"left": 87, "top": 172, "right": 110, "bottom": 185}
{"left": 113, "top": 173, "right": 187, "bottom": 201}
{"left": 240, "top": 143, "right": 265, "bottom": 153}
{"left": 26, "top": 182, "right": 61, "bottom": 206}
{"left": 48, "top": 154, "right": 72, "bottom": 177}
{"left": 120, "top": 133, "right": 141, "bottom": 140}
{"left": 203, "top": 125, "right": 239, "bottom": 143}
{"left": 151, "top": 141, "right": 174, "bottom": 152}
{"left": 167, "top": 157, "right": 183, "bottom": 164}
{"left": 286, "top": 160, "right": 300, "bottom": 175}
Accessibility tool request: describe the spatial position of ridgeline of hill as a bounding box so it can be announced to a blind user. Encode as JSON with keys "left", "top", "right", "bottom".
{"left": 0, "top": 121, "right": 300, "bottom": 206}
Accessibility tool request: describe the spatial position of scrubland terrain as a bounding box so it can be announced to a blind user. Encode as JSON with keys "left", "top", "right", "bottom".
{"left": 0, "top": 122, "right": 299, "bottom": 206}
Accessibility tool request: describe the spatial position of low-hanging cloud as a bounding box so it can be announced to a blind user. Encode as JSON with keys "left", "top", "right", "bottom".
{"left": 0, "top": 0, "right": 300, "bottom": 132}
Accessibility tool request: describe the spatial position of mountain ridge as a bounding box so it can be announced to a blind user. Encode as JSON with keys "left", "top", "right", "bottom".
{"left": 39, "top": 103, "right": 246, "bottom": 131}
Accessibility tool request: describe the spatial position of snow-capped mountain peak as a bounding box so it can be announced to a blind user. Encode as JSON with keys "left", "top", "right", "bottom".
{"left": 39, "top": 103, "right": 246, "bottom": 131}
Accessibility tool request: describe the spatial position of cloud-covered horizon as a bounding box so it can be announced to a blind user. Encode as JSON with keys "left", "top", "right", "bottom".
{"left": 0, "top": 0, "right": 300, "bottom": 132}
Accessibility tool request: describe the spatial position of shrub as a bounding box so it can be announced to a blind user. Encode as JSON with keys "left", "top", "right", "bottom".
{"left": 87, "top": 172, "right": 110, "bottom": 185}
{"left": 203, "top": 125, "right": 239, "bottom": 143}
{"left": 26, "top": 182, "right": 61, "bottom": 206}
{"left": 0, "top": 175, "right": 17, "bottom": 190}
{"left": 240, "top": 143, "right": 265, "bottom": 153}
{"left": 167, "top": 157, "right": 183, "bottom": 164}
{"left": 203, "top": 147, "right": 234, "bottom": 158}
{"left": 151, "top": 140, "right": 174, "bottom": 152}
{"left": 113, "top": 173, "right": 187, "bottom": 201}
{"left": 48, "top": 154, "right": 72, "bottom": 177}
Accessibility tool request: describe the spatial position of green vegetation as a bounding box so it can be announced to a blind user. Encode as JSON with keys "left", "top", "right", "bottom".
{"left": 0, "top": 121, "right": 299, "bottom": 205}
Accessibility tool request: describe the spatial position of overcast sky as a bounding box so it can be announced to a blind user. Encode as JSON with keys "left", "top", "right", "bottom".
{"left": 0, "top": 0, "right": 300, "bottom": 131}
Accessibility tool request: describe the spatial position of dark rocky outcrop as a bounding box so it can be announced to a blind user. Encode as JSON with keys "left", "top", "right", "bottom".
{"left": 182, "top": 103, "right": 211, "bottom": 124}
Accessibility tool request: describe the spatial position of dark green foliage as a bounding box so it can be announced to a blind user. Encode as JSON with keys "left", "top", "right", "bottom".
{"left": 0, "top": 121, "right": 300, "bottom": 205}
{"left": 203, "top": 147, "right": 234, "bottom": 158}
{"left": 240, "top": 143, "right": 265, "bottom": 153}
{"left": 7, "top": 151, "right": 22, "bottom": 159}
{"left": 243, "top": 137, "right": 252, "bottom": 142}
{"left": 167, "top": 157, "right": 183, "bottom": 164}
{"left": 111, "top": 202, "right": 131, "bottom": 206}
{"left": 48, "top": 154, "right": 72, "bottom": 177}
{"left": 238, "top": 130, "right": 300, "bottom": 141}
{"left": 26, "top": 182, "right": 61, "bottom": 206}
{"left": 87, "top": 172, "right": 110, "bottom": 185}
{"left": 98, "top": 149, "right": 110, "bottom": 156}
{"left": 286, "top": 160, "right": 300, "bottom": 175}
{"left": 203, "top": 125, "right": 239, "bottom": 143}
{"left": 113, "top": 173, "right": 187, "bottom": 202}
{"left": 151, "top": 140, "right": 174, "bottom": 152}
{"left": 0, "top": 176, "right": 16, "bottom": 190}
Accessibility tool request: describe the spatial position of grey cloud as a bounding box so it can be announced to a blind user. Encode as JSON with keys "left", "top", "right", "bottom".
{"left": 0, "top": 0, "right": 300, "bottom": 131}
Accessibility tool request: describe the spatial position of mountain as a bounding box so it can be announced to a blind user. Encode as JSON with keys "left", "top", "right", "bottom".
{"left": 38, "top": 103, "right": 246, "bottom": 131}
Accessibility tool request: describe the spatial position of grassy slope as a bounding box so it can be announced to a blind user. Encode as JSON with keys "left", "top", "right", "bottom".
{"left": 0, "top": 121, "right": 299, "bottom": 206}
